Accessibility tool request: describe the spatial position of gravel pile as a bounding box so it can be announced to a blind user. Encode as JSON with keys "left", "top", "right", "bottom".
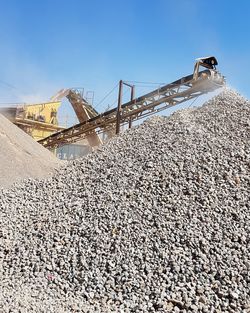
{"left": 0, "top": 89, "right": 250, "bottom": 312}
{"left": 0, "top": 114, "right": 60, "bottom": 188}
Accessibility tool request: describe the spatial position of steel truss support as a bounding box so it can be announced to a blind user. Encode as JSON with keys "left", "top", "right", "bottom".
{"left": 116, "top": 80, "right": 135, "bottom": 134}
{"left": 38, "top": 72, "right": 223, "bottom": 150}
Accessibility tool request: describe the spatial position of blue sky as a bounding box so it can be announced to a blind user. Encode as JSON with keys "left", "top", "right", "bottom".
{"left": 0, "top": 0, "right": 249, "bottom": 122}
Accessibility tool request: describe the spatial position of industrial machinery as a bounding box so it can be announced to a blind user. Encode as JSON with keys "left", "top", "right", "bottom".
{"left": 50, "top": 88, "right": 102, "bottom": 147}
{"left": 0, "top": 101, "right": 64, "bottom": 140}
{"left": 193, "top": 56, "right": 224, "bottom": 83}
{"left": 37, "top": 56, "right": 225, "bottom": 150}
{"left": 50, "top": 88, "right": 98, "bottom": 121}
{"left": 0, "top": 88, "right": 99, "bottom": 146}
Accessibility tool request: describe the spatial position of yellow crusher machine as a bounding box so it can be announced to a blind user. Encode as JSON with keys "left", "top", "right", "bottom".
{"left": 0, "top": 101, "right": 64, "bottom": 141}
{"left": 0, "top": 88, "right": 99, "bottom": 143}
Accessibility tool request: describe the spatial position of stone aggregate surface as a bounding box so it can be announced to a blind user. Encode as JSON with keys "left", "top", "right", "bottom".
{"left": 0, "top": 89, "right": 250, "bottom": 312}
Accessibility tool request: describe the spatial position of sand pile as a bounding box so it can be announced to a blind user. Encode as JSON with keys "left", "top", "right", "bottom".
{"left": 0, "top": 114, "right": 60, "bottom": 188}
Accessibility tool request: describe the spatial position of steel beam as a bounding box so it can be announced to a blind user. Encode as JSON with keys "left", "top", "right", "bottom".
{"left": 38, "top": 72, "right": 224, "bottom": 149}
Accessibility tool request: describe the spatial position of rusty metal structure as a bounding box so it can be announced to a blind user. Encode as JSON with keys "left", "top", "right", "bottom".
{"left": 50, "top": 88, "right": 102, "bottom": 147}
{"left": 50, "top": 88, "right": 97, "bottom": 121}
{"left": 38, "top": 56, "right": 225, "bottom": 149}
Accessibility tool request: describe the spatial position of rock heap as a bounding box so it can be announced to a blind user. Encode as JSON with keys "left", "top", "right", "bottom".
{"left": 0, "top": 89, "right": 250, "bottom": 312}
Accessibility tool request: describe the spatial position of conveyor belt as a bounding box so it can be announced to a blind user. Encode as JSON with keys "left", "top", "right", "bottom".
{"left": 39, "top": 71, "right": 224, "bottom": 149}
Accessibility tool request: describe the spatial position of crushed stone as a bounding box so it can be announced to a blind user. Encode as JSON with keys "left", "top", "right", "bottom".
{"left": 0, "top": 89, "right": 250, "bottom": 312}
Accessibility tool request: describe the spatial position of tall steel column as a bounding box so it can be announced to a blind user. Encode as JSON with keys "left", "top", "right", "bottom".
{"left": 116, "top": 80, "right": 123, "bottom": 135}
{"left": 129, "top": 85, "right": 135, "bottom": 129}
